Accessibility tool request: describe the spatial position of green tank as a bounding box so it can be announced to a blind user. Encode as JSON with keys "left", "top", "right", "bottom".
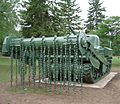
{"left": 2, "top": 32, "right": 112, "bottom": 84}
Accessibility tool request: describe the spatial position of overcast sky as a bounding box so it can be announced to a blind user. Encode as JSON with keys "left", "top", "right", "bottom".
{"left": 76, "top": 0, "right": 120, "bottom": 19}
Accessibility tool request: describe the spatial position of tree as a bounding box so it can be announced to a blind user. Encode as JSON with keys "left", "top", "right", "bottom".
{"left": 20, "top": 0, "right": 83, "bottom": 37}
{"left": 86, "top": 0, "right": 105, "bottom": 33}
{"left": 90, "top": 16, "right": 120, "bottom": 55}
{"left": 20, "top": 0, "right": 55, "bottom": 37}
{"left": 53, "top": 0, "right": 83, "bottom": 35}
{"left": 0, "top": 0, "right": 19, "bottom": 50}
{"left": 106, "top": 16, "right": 120, "bottom": 36}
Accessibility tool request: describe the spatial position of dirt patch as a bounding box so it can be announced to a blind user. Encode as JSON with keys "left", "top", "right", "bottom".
{"left": 0, "top": 67, "right": 120, "bottom": 104}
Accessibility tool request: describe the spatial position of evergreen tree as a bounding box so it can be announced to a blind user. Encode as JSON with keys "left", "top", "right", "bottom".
{"left": 86, "top": 0, "right": 105, "bottom": 33}
{"left": 20, "top": 0, "right": 55, "bottom": 37}
{"left": 0, "top": 0, "right": 19, "bottom": 49}
{"left": 20, "top": 0, "right": 82, "bottom": 37}
{"left": 53, "top": 0, "right": 83, "bottom": 35}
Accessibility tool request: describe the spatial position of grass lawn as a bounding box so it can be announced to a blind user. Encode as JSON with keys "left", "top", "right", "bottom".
{"left": 112, "top": 56, "right": 120, "bottom": 67}
{"left": 0, "top": 55, "right": 120, "bottom": 84}
{"left": 0, "top": 56, "right": 11, "bottom": 83}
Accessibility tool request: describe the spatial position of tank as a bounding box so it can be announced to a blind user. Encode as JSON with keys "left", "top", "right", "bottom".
{"left": 2, "top": 36, "right": 16, "bottom": 55}
{"left": 2, "top": 32, "right": 112, "bottom": 84}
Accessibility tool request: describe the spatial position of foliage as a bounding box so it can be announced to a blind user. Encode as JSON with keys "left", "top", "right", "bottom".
{"left": 86, "top": 0, "right": 105, "bottom": 33}
{"left": 53, "top": 0, "right": 83, "bottom": 35}
{"left": 90, "top": 16, "right": 120, "bottom": 55}
{"left": 104, "top": 16, "right": 120, "bottom": 36}
{"left": 112, "top": 35, "right": 120, "bottom": 55}
{"left": 0, "top": 0, "right": 19, "bottom": 50}
{"left": 20, "top": 0, "right": 83, "bottom": 37}
{"left": 20, "top": 0, "right": 55, "bottom": 37}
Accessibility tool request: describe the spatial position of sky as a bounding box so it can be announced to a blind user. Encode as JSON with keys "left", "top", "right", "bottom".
{"left": 76, "top": 0, "right": 120, "bottom": 19}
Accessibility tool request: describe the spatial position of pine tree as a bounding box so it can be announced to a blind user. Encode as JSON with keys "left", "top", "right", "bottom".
{"left": 53, "top": 0, "right": 83, "bottom": 35}
{"left": 20, "top": 0, "right": 55, "bottom": 37}
{"left": 86, "top": 0, "right": 105, "bottom": 33}
{"left": 0, "top": 0, "right": 18, "bottom": 35}
{"left": 0, "top": 0, "right": 19, "bottom": 49}
{"left": 20, "top": 0, "right": 82, "bottom": 37}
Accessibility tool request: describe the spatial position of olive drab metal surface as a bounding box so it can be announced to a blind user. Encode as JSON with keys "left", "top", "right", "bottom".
{"left": 2, "top": 32, "right": 112, "bottom": 94}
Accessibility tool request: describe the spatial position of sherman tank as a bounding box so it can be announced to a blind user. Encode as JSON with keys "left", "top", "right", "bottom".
{"left": 2, "top": 32, "right": 112, "bottom": 84}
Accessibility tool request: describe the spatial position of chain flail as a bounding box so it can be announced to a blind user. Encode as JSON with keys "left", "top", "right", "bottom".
{"left": 38, "top": 46, "right": 41, "bottom": 87}
{"left": 53, "top": 36, "right": 57, "bottom": 93}
{"left": 10, "top": 46, "right": 14, "bottom": 87}
{"left": 47, "top": 45, "right": 51, "bottom": 92}
{"left": 32, "top": 43, "right": 36, "bottom": 87}
{"left": 15, "top": 47, "right": 18, "bottom": 86}
{"left": 73, "top": 42, "right": 78, "bottom": 94}
{"left": 28, "top": 44, "right": 32, "bottom": 87}
{"left": 8, "top": 33, "right": 110, "bottom": 95}
{"left": 59, "top": 44, "right": 63, "bottom": 94}
{"left": 68, "top": 41, "right": 72, "bottom": 95}
{"left": 9, "top": 36, "right": 84, "bottom": 94}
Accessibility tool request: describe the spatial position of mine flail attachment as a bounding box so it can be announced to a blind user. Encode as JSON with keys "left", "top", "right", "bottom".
{"left": 2, "top": 31, "right": 112, "bottom": 94}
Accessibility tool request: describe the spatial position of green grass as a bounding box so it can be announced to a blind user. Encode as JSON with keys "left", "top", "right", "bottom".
{"left": 0, "top": 65, "right": 10, "bottom": 83}
{"left": 0, "top": 56, "right": 10, "bottom": 65}
{"left": 112, "top": 56, "right": 120, "bottom": 67}
{"left": 0, "top": 56, "right": 10, "bottom": 83}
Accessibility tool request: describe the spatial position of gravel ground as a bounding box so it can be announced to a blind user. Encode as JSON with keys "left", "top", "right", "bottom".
{"left": 0, "top": 67, "right": 120, "bottom": 104}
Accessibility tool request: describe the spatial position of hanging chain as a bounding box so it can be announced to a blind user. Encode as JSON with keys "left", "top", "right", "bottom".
{"left": 68, "top": 40, "right": 72, "bottom": 95}
{"left": 35, "top": 45, "right": 38, "bottom": 86}
{"left": 20, "top": 41, "right": 24, "bottom": 87}
{"left": 40, "top": 37, "right": 44, "bottom": 85}
{"left": 19, "top": 39, "right": 22, "bottom": 86}
{"left": 28, "top": 44, "right": 32, "bottom": 87}
{"left": 43, "top": 39, "right": 46, "bottom": 87}
{"left": 64, "top": 35, "right": 69, "bottom": 87}
{"left": 10, "top": 46, "right": 14, "bottom": 87}
{"left": 47, "top": 45, "right": 51, "bottom": 92}
{"left": 38, "top": 46, "right": 41, "bottom": 87}
{"left": 53, "top": 36, "right": 57, "bottom": 93}
{"left": 56, "top": 40, "right": 59, "bottom": 88}
{"left": 79, "top": 35, "right": 83, "bottom": 87}
{"left": 15, "top": 46, "right": 18, "bottom": 87}
{"left": 32, "top": 42, "right": 36, "bottom": 87}
{"left": 22, "top": 46, "right": 27, "bottom": 88}
{"left": 73, "top": 40, "right": 78, "bottom": 94}
{"left": 59, "top": 45, "right": 63, "bottom": 94}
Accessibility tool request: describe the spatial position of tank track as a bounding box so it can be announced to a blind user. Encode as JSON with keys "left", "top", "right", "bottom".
{"left": 83, "top": 62, "right": 111, "bottom": 83}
